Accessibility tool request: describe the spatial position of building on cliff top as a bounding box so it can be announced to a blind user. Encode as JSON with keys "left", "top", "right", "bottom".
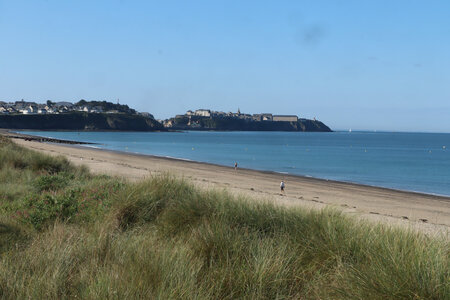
{"left": 195, "top": 109, "right": 211, "bottom": 117}
{"left": 273, "top": 115, "right": 298, "bottom": 122}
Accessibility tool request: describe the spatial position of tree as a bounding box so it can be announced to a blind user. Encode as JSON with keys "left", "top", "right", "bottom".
{"left": 77, "top": 99, "right": 87, "bottom": 106}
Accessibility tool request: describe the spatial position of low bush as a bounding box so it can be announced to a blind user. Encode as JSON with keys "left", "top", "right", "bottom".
{"left": 25, "top": 190, "right": 80, "bottom": 230}
{"left": 33, "top": 173, "right": 73, "bottom": 192}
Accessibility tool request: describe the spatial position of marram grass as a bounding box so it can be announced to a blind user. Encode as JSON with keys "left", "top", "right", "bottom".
{"left": 0, "top": 136, "right": 448, "bottom": 299}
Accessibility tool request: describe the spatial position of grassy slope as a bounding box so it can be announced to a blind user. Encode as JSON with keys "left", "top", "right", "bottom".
{"left": 0, "top": 136, "right": 448, "bottom": 299}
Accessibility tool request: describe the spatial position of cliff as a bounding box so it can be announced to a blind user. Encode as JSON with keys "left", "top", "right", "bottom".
{"left": 168, "top": 116, "right": 332, "bottom": 132}
{"left": 0, "top": 112, "right": 164, "bottom": 131}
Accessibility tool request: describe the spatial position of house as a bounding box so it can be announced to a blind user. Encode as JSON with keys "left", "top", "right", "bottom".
{"left": 14, "top": 100, "right": 27, "bottom": 111}
{"left": 212, "top": 111, "right": 226, "bottom": 118}
{"left": 273, "top": 115, "right": 298, "bottom": 122}
{"left": 194, "top": 109, "right": 211, "bottom": 117}
{"left": 260, "top": 113, "right": 273, "bottom": 121}
{"left": 90, "top": 106, "right": 103, "bottom": 113}
{"left": 44, "top": 105, "right": 54, "bottom": 113}
{"left": 78, "top": 106, "right": 90, "bottom": 112}
{"left": 238, "top": 114, "right": 251, "bottom": 120}
{"left": 37, "top": 108, "right": 47, "bottom": 114}
{"left": 19, "top": 104, "right": 37, "bottom": 114}
{"left": 21, "top": 108, "right": 32, "bottom": 114}
{"left": 164, "top": 119, "right": 174, "bottom": 127}
{"left": 7, "top": 106, "right": 17, "bottom": 114}
{"left": 252, "top": 114, "right": 262, "bottom": 121}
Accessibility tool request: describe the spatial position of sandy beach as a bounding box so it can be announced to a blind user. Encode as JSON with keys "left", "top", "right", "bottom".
{"left": 8, "top": 136, "right": 450, "bottom": 235}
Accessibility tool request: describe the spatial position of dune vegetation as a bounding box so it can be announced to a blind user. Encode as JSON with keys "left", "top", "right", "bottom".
{"left": 0, "top": 136, "right": 448, "bottom": 299}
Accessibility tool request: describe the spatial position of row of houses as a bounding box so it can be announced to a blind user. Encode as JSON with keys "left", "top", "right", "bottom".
{"left": 182, "top": 109, "right": 299, "bottom": 122}
{"left": 1, "top": 100, "right": 118, "bottom": 115}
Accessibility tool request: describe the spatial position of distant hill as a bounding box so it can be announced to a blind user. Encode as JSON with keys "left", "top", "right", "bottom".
{"left": 74, "top": 100, "right": 136, "bottom": 114}
{"left": 168, "top": 116, "right": 332, "bottom": 132}
{"left": 0, "top": 112, "right": 164, "bottom": 131}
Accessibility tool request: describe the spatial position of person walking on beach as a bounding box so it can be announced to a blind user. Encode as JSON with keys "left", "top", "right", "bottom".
{"left": 280, "top": 180, "right": 285, "bottom": 193}
{"left": 234, "top": 162, "right": 238, "bottom": 171}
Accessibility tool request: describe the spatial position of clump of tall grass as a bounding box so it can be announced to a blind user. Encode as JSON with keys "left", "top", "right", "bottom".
{"left": 107, "top": 178, "right": 449, "bottom": 299}
{"left": 0, "top": 136, "right": 125, "bottom": 230}
{"left": 0, "top": 136, "right": 75, "bottom": 174}
{"left": 0, "top": 136, "right": 448, "bottom": 299}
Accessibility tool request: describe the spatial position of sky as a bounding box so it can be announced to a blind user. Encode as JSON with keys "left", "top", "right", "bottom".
{"left": 1, "top": 0, "right": 449, "bottom": 132}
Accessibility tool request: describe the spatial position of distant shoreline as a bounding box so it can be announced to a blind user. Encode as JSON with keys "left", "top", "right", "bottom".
{"left": 0, "top": 129, "right": 95, "bottom": 145}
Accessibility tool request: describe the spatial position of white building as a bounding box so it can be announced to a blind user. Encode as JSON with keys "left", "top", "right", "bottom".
{"left": 195, "top": 109, "right": 211, "bottom": 117}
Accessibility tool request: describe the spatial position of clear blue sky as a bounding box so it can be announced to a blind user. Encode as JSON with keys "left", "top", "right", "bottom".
{"left": 1, "top": 0, "right": 449, "bottom": 132}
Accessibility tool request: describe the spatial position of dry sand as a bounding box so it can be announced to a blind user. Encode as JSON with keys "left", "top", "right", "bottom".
{"left": 10, "top": 137, "right": 450, "bottom": 236}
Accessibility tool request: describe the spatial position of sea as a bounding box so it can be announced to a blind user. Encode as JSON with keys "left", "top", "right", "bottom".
{"left": 19, "top": 130, "right": 450, "bottom": 197}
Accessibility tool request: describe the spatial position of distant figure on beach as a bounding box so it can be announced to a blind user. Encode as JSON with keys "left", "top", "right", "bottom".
{"left": 280, "top": 180, "right": 285, "bottom": 193}
{"left": 234, "top": 162, "right": 238, "bottom": 171}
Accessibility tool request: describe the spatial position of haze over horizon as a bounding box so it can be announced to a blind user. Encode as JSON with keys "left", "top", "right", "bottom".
{"left": 1, "top": 1, "right": 449, "bottom": 132}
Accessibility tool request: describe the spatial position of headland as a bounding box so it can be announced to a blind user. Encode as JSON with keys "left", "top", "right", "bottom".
{"left": 163, "top": 109, "right": 332, "bottom": 131}
{"left": 0, "top": 100, "right": 331, "bottom": 132}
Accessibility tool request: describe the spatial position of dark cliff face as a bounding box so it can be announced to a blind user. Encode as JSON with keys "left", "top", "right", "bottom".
{"left": 0, "top": 112, "right": 164, "bottom": 131}
{"left": 169, "top": 116, "right": 332, "bottom": 132}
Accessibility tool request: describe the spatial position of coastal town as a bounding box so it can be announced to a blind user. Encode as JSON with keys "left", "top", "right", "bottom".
{"left": 0, "top": 100, "right": 312, "bottom": 127}
{"left": 163, "top": 108, "right": 307, "bottom": 128}
{"left": 0, "top": 99, "right": 154, "bottom": 119}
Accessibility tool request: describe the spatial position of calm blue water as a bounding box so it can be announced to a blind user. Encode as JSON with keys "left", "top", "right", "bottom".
{"left": 20, "top": 131, "right": 450, "bottom": 196}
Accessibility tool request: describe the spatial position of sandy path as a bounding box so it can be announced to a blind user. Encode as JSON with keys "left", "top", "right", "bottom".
{"left": 12, "top": 138, "right": 450, "bottom": 236}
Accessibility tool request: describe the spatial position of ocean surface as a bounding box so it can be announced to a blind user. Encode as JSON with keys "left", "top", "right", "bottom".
{"left": 19, "top": 131, "right": 450, "bottom": 196}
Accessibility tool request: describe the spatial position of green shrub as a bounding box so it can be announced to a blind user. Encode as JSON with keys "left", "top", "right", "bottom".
{"left": 25, "top": 190, "right": 80, "bottom": 230}
{"left": 33, "top": 173, "right": 73, "bottom": 192}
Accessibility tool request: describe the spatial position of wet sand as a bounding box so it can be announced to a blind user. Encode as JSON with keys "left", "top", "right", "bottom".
{"left": 9, "top": 136, "right": 450, "bottom": 236}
